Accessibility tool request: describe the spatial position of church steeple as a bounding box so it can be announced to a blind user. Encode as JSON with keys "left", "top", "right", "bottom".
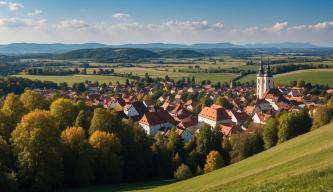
{"left": 265, "top": 58, "right": 272, "bottom": 77}
{"left": 257, "top": 57, "right": 264, "bottom": 76}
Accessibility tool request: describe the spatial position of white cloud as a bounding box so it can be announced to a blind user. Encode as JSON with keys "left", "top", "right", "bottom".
{"left": 264, "top": 22, "right": 288, "bottom": 32}
{"left": 308, "top": 21, "right": 333, "bottom": 30}
{"left": 0, "top": 17, "right": 45, "bottom": 28}
{"left": 159, "top": 20, "right": 224, "bottom": 31}
{"left": 112, "top": 13, "right": 130, "bottom": 19}
{"left": 288, "top": 24, "right": 307, "bottom": 31}
{"left": 58, "top": 19, "right": 88, "bottom": 28}
{"left": 0, "top": 1, "right": 23, "bottom": 11}
{"left": 243, "top": 26, "right": 258, "bottom": 34}
{"left": 27, "top": 9, "right": 42, "bottom": 16}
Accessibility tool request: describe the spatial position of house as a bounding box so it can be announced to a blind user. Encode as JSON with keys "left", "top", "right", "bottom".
{"left": 220, "top": 123, "right": 242, "bottom": 137}
{"left": 175, "top": 128, "right": 193, "bottom": 142}
{"left": 227, "top": 110, "right": 249, "bottom": 125}
{"left": 123, "top": 101, "right": 148, "bottom": 118}
{"left": 198, "top": 104, "right": 232, "bottom": 127}
{"left": 139, "top": 110, "right": 177, "bottom": 136}
{"left": 252, "top": 112, "right": 271, "bottom": 124}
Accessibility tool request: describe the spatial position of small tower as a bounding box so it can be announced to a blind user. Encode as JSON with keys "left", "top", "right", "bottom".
{"left": 256, "top": 58, "right": 274, "bottom": 99}
{"left": 256, "top": 58, "right": 265, "bottom": 99}
{"left": 264, "top": 58, "right": 274, "bottom": 92}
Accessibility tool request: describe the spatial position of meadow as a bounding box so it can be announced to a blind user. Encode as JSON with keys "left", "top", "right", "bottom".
{"left": 14, "top": 74, "right": 130, "bottom": 85}
{"left": 237, "top": 69, "right": 333, "bottom": 87}
{"left": 60, "top": 122, "right": 333, "bottom": 192}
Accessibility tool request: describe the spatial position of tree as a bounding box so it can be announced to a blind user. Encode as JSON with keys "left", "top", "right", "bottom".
{"left": 172, "top": 153, "right": 182, "bottom": 172}
{"left": 0, "top": 164, "right": 18, "bottom": 192}
{"left": 312, "top": 106, "right": 333, "bottom": 130}
{"left": 89, "top": 131, "right": 122, "bottom": 183}
{"left": 20, "top": 89, "right": 48, "bottom": 111}
{"left": 75, "top": 110, "right": 91, "bottom": 132}
{"left": 166, "top": 128, "right": 184, "bottom": 155}
{"left": 230, "top": 133, "right": 252, "bottom": 163}
{"left": 61, "top": 127, "right": 94, "bottom": 187}
{"left": 0, "top": 136, "right": 11, "bottom": 168}
{"left": 89, "top": 108, "right": 121, "bottom": 135}
{"left": 11, "top": 110, "right": 63, "bottom": 192}
{"left": 262, "top": 117, "right": 279, "bottom": 149}
{"left": 204, "top": 150, "right": 224, "bottom": 173}
{"left": 1, "top": 93, "right": 27, "bottom": 139}
{"left": 50, "top": 98, "right": 78, "bottom": 130}
{"left": 296, "top": 80, "right": 306, "bottom": 88}
{"left": 174, "top": 164, "right": 192, "bottom": 180}
{"left": 215, "top": 96, "right": 233, "bottom": 109}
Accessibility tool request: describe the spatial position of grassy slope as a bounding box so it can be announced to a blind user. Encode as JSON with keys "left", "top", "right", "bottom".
{"left": 141, "top": 123, "right": 333, "bottom": 192}
{"left": 237, "top": 69, "right": 333, "bottom": 86}
{"left": 61, "top": 123, "right": 333, "bottom": 192}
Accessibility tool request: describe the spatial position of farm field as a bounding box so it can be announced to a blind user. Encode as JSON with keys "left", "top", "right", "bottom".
{"left": 237, "top": 69, "right": 333, "bottom": 87}
{"left": 14, "top": 74, "right": 130, "bottom": 85}
{"left": 60, "top": 123, "right": 333, "bottom": 192}
{"left": 14, "top": 70, "right": 238, "bottom": 85}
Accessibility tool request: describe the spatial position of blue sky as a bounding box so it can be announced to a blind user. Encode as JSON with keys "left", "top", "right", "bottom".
{"left": 0, "top": 0, "right": 332, "bottom": 45}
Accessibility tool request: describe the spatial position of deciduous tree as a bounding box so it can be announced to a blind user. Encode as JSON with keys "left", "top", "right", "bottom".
{"left": 11, "top": 110, "right": 63, "bottom": 192}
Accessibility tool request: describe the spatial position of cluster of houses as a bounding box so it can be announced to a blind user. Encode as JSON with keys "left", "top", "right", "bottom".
{"left": 34, "top": 62, "right": 329, "bottom": 142}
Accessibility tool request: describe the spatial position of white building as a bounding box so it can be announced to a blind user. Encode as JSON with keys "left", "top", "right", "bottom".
{"left": 257, "top": 59, "right": 274, "bottom": 99}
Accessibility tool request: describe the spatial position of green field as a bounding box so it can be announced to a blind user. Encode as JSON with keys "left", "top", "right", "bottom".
{"left": 61, "top": 123, "right": 333, "bottom": 192}
{"left": 14, "top": 75, "right": 130, "bottom": 85}
{"left": 238, "top": 69, "right": 333, "bottom": 87}
{"left": 14, "top": 71, "right": 237, "bottom": 85}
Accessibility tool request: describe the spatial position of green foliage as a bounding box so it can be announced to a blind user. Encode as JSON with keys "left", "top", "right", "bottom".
{"left": 61, "top": 127, "right": 94, "bottom": 187}
{"left": 20, "top": 89, "right": 48, "bottom": 111}
{"left": 0, "top": 164, "right": 18, "bottom": 192}
{"left": 11, "top": 110, "right": 63, "bottom": 192}
{"left": 166, "top": 128, "right": 184, "bottom": 155}
{"left": 312, "top": 106, "right": 333, "bottom": 130}
{"left": 278, "top": 110, "right": 312, "bottom": 143}
{"left": 89, "top": 131, "right": 122, "bottom": 184}
{"left": 230, "top": 133, "right": 263, "bottom": 163}
{"left": 174, "top": 164, "right": 193, "bottom": 180}
{"left": 50, "top": 98, "right": 79, "bottom": 130}
{"left": 215, "top": 96, "right": 233, "bottom": 109}
{"left": 75, "top": 110, "right": 91, "bottom": 132}
{"left": 262, "top": 117, "right": 279, "bottom": 149}
{"left": 1, "top": 93, "right": 27, "bottom": 139}
{"left": 89, "top": 108, "right": 121, "bottom": 135}
{"left": 204, "top": 150, "right": 225, "bottom": 173}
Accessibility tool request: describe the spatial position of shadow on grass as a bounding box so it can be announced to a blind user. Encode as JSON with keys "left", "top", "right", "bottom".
{"left": 58, "top": 179, "right": 176, "bottom": 192}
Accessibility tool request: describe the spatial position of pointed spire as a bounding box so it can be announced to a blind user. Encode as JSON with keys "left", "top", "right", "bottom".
{"left": 266, "top": 57, "right": 272, "bottom": 77}
{"left": 258, "top": 56, "right": 264, "bottom": 75}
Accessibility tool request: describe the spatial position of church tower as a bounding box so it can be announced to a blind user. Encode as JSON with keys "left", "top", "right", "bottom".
{"left": 257, "top": 58, "right": 274, "bottom": 99}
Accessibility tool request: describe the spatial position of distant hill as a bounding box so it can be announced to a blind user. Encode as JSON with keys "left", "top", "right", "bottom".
{"left": 158, "top": 49, "right": 205, "bottom": 58}
{"left": 0, "top": 42, "right": 322, "bottom": 54}
{"left": 56, "top": 48, "right": 160, "bottom": 62}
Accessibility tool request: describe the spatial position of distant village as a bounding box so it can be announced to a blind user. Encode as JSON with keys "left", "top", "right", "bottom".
{"left": 28, "top": 61, "right": 332, "bottom": 142}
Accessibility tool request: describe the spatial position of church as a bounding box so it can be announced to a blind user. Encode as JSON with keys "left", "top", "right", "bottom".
{"left": 256, "top": 59, "right": 274, "bottom": 99}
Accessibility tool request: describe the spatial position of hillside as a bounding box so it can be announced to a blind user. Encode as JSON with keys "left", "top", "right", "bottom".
{"left": 145, "top": 123, "right": 333, "bottom": 192}
{"left": 61, "top": 123, "right": 333, "bottom": 192}
{"left": 56, "top": 48, "right": 159, "bottom": 62}
{"left": 158, "top": 49, "right": 205, "bottom": 58}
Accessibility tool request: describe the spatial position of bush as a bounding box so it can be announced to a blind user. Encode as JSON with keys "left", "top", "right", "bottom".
{"left": 174, "top": 164, "right": 193, "bottom": 180}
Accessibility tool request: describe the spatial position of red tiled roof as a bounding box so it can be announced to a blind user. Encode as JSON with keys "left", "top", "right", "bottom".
{"left": 199, "top": 105, "right": 231, "bottom": 121}
{"left": 139, "top": 110, "right": 177, "bottom": 126}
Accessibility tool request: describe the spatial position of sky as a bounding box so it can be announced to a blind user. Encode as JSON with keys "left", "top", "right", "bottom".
{"left": 0, "top": 0, "right": 332, "bottom": 46}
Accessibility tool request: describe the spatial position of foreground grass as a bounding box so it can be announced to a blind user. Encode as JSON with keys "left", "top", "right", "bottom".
{"left": 145, "top": 123, "right": 333, "bottom": 192}
{"left": 61, "top": 123, "right": 333, "bottom": 192}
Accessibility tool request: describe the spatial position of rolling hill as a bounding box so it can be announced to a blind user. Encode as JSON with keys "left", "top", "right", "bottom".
{"left": 145, "top": 123, "right": 333, "bottom": 192}
{"left": 55, "top": 48, "right": 160, "bottom": 62}
{"left": 61, "top": 123, "right": 333, "bottom": 192}
{"left": 0, "top": 42, "right": 322, "bottom": 54}
{"left": 158, "top": 49, "right": 205, "bottom": 58}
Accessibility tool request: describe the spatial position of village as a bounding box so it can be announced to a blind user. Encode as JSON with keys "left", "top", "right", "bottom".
{"left": 28, "top": 60, "right": 332, "bottom": 142}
